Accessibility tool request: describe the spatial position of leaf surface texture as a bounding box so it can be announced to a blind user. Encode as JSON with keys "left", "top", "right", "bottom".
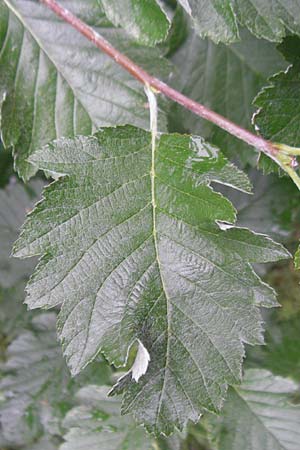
{"left": 14, "top": 125, "right": 289, "bottom": 434}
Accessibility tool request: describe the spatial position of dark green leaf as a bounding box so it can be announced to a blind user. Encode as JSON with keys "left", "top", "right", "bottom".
{"left": 0, "top": 0, "right": 169, "bottom": 180}
{"left": 14, "top": 125, "right": 289, "bottom": 434}
{"left": 101, "top": 0, "right": 170, "bottom": 46}
{"left": 253, "top": 65, "right": 300, "bottom": 148}
{"left": 278, "top": 35, "right": 300, "bottom": 63}
{"left": 0, "top": 140, "right": 14, "bottom": 188}
{"left": 207, "top": 369, "right": 300, "bottom": 450}
{"left": 253, "top": 57, "right": 300, "bottom": 179}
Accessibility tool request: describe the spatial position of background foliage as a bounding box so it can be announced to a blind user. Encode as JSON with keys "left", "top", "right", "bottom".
{"left": 1, "top": 0, "right": 300, "bottom": 449}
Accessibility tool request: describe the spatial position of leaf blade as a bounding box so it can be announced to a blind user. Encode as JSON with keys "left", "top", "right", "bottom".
{"left": 14, "top": 125, "right": 290, "bottom": 434}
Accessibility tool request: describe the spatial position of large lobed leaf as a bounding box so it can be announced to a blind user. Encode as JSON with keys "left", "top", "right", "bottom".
{"left": 207, "top": 369, "right": 300, "bottom": 450}
{"left": 178, "top": 0, "right": 300, "bottom": 44}
{"left": 0, "top": 0, "right": 170, "bottom": 180}
{"left": 13, "top": 125, "right": 290, "bottom": 434}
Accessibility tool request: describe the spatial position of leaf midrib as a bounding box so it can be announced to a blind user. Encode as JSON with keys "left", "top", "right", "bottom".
{"left": 151, "top": 134, "right": 171, "bottom": 424}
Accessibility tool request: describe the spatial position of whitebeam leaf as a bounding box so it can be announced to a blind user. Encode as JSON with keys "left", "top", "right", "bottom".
{"left": 0, "top": 0, "right": 169, "bottom": 180}
{"left": 13, "top": 125, "right": 290, "bottom": 435}
{"left": 207, "top": 369, "right": 300, "bottom": 450}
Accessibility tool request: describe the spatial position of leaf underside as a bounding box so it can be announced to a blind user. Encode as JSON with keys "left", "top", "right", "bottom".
{"left": 13, "top": 125, "right": 290, "bottom": 434}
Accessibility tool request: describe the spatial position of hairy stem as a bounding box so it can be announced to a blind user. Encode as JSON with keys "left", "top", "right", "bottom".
{"left": 40, "top": 0, "right": 278, "bottom": 158}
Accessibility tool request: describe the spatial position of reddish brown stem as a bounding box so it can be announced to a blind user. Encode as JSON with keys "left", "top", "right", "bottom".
{"left": 40, "top": 0, "right": 278, "bottom": 157}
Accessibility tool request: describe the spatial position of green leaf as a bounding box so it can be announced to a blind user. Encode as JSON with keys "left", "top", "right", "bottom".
{"left": 278, "top": 35, "right": 300, "bottom": 63}
{"left": 253, "top": 57, "right": 300, "bottom": 183}
{"left": 247, "top": 263, "right": 300, "bottom": 381}
{"left": 13, "top": 125, "right": 290, "bottom": 435}
{"left": 170, "top": 28, "right": 287, "bottom": 165}
{"left": 207, "top": 369, "right": 300, "bottom": 450}
{"left": 253, "top": 65, "right": 300, "bottom": 149}
{"left": 101, "top": 0, "right": 170, "bottom": 46}
{"left": 0, "top": 0, "right": 170, "bottom": 180}
{"left": 177, "top": 0, "right": 238, "bottom": 44}
{"left": 0, "top": 179, "right": 43, "bottom": 288}
{"left": 61, "top": 385, "right": 154, "bottom": 450}
{"left": 178, "top": 0, "right": 300, "bottom": 44}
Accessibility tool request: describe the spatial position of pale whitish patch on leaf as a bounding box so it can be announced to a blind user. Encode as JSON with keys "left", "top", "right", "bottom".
{"left": 216, "top": 221, "right": 235, "bottom": 231}
{"left": 131, "top": 340, "right": 151, "bottom": 382}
